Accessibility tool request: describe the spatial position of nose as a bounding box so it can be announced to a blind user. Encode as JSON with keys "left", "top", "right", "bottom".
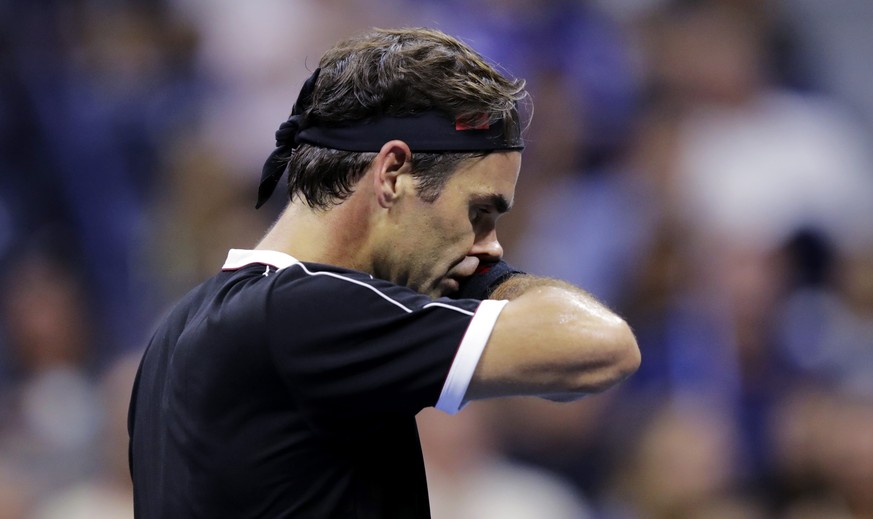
{"left": 469, "top": 228, "right": 503, "bottom": 264}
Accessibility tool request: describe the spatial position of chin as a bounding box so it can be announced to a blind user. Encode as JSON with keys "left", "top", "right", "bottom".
{"left": 433, "top": 278, "right": 459, "bottom": 298}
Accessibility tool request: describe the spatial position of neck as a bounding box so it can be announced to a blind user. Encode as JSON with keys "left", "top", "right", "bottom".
{"left": 255, "top": 194, "right": 374, "bottom": 272}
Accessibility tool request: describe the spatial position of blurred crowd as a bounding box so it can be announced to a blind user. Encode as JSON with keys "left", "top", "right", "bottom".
{"left": 1, "top": 0, "right": 872, "bottom": 517}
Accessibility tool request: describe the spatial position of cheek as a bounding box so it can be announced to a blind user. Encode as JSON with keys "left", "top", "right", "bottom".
{"left": 433, "top": 214, "right": 475, "bottom": 255}
{"left": 408, "top": 198, "right": 474, "bottom": 264}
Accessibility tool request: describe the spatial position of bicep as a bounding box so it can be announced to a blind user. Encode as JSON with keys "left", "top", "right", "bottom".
{"left": 464, "top": 286, "right": 639, "bottom": 403}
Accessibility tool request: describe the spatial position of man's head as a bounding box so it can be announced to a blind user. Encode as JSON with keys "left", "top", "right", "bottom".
{"left": 261, "top": 28, "right": 529, "bottom": 297}
{"left": 268, "top": 27, "right": 528, "bottom": 210}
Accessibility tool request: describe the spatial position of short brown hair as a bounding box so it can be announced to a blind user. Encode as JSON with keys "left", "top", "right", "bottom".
{"left": 284, "top": 27, "right": 529, "bottom": 209}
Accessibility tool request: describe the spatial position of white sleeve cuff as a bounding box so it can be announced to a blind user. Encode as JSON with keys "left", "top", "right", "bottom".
{"left": 435, "top": 299, "right": 508, "bottom": 414}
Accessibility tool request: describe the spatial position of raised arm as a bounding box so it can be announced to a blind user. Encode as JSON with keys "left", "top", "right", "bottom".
{"left": 464, "top": 274, "right": 640, "bottom": 403}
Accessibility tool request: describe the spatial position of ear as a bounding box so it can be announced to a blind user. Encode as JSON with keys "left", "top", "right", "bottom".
{"left": 373, "top": 140, "right": 412, "bottom": 209}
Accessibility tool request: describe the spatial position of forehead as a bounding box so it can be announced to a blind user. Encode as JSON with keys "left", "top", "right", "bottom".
{"left": 443, "top": 151, "right": 521, "bottom": 204}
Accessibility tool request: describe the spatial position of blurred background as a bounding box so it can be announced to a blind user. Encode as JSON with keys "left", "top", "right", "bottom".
{"left": 1, "top": 0, "right": 872, "bottom": 517}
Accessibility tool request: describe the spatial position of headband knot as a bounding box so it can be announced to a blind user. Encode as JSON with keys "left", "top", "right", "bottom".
{"left": 257, "top": 68, "right": 321, "bottom": 208}
{"left": 275, "top": 115, "right": 304, "bottom": 147}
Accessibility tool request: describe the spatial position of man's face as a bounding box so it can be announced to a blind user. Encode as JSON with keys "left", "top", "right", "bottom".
{"left": 378, "top": 151, "right": 521, "bottom": 297}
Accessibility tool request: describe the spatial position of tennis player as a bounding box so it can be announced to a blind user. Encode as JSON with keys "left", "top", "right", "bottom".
{"left": 128, "top": 27, "right": 640, "bottom": 518}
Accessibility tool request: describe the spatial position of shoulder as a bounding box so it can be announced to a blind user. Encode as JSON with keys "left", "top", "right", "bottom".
{"left": 272, "top": 261, "right": 481, "bottom": 316}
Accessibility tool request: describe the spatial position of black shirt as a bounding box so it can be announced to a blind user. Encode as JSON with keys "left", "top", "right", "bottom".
{"left": 128, "top": 249, "right": 506, "bottom": 518}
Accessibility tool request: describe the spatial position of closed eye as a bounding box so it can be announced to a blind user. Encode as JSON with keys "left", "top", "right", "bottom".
{"left": 469, "top": 193, "right": 511, "bottom": 223}
{"left": 473, "top": 193, "right": 512, "bottom": 214}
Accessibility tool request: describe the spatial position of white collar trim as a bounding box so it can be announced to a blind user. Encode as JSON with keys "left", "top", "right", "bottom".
{"left": 222, "top": 249, "right": 299, "bottom": 270}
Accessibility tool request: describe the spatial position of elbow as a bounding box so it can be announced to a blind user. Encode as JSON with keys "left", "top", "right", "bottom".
{"left": 578, "top": 319, "right": 640, "bottom": 394}
{"left": 614, "top": 320, "right": 641, "bottom": 384}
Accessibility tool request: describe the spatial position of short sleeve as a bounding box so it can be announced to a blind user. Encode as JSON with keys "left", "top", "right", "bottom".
{"left": 434, "top": 299, "right": 507, "bottom": 414}
{"left": 264, "top": 265, "right": 502, "bottom": 428}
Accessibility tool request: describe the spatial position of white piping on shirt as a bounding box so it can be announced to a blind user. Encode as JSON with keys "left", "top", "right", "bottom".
{"left": 224, "top": 249, "right": 407, "bottom": 312}
{"left": 423, "top": 302, "right": 475, "bottom": 317}
{"left": 293, "top": 262, "right": 413, "bottom": 314}
{"left": 224, "top": 249, "right": 480, "bottom": 317}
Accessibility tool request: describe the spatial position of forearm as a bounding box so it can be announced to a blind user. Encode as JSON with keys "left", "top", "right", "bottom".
{"left": 489, "top": 273, "right": 577, "bottom": 301}
{"left": 465, "top": 280, "right": 640, "bottom": 401}
{"left": 457, "top": 260, "right": 582, "bottom": 301}
{"left": 458, "top": 260, "right": 640, "bottom": 401}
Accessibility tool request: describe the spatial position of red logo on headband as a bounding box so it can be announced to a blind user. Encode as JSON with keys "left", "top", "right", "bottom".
{"left": 455, "top": 114, "right": 490, "bottom": 131}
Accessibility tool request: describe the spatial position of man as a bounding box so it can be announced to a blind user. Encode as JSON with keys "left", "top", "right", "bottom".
{"left": 128, "top": 27, "right": 640, "bottom": 518}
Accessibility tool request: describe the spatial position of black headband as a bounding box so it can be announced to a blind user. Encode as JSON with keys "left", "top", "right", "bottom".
{"left": 257, "top": 68, "right": 524, "bottom": 208}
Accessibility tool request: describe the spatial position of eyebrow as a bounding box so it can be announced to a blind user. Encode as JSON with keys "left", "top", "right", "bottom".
{"left": 472, "top": 193, "right": 512, "bottom": 214}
